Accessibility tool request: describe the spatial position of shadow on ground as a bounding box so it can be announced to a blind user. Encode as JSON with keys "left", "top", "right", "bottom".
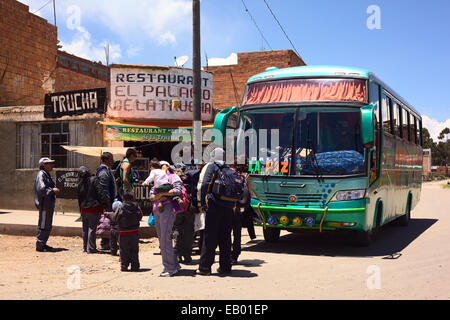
{"left": 242, "top": 218, "right": 438, "bottom": 258}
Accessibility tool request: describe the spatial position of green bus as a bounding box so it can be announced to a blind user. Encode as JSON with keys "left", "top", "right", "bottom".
{"left": 213, "top": 66, "right": 423, "bottom": 246}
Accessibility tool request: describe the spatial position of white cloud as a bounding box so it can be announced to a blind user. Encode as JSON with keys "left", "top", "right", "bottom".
{"left": 422, "top": 115, "right": 450, "bottom": 141}
{"left": 59, "top": 26, "right": 122, "bottom": 64}
{"left": 208, "top": 53, "right": 238, "bottom": 66}
{"left": 60, "top": 0, "right": 191, "bottom": 46}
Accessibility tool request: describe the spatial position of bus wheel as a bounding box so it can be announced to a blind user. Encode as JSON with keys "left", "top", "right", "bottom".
{"left": 398, "top": 198, "right": 411, "bottom": 227}
{"left": 263, "top": 228, "right": 281, "bottom": 243}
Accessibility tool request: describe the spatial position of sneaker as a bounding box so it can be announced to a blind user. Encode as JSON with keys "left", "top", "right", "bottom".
{"left": 121, "top": 266, "right": 128, "bottom": 272}
{"left": 196, "top": 269, "right": 211, "bottom": 276}
{"left": 160, "top": 270, "right": 178, "bottom": 277}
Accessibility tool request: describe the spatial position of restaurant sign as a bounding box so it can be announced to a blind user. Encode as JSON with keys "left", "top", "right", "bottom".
{"left": 44, "top": 88, "right": 107, "bottom": 118}
{"left": 108, "top": 65, "right": 213, "bottom": 122}
{"left": 104, "top": 124, "right": 212, "bottom": 142}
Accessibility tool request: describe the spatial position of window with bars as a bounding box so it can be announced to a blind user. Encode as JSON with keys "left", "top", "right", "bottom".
{"left": 16, "top": 121, "right": 85, "bottom": 169}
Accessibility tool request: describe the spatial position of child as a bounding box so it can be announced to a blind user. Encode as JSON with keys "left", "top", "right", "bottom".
{"left": 112, "top": 192, "right": 142, "bottom": 272}
{"left": 143, "top": 160, "right": 184, "bottom": 212}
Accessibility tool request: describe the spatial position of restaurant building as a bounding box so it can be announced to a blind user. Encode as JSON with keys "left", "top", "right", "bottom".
{"left": 0, "top": 0, "right": 306, "bottom": 212}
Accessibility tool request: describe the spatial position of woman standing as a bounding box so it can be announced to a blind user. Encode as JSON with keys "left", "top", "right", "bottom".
{"left": 77, "top": 166, "right": 109, "bottom": 254}
{"left": 150, "top": 161, "right": 182, "bottom": 277}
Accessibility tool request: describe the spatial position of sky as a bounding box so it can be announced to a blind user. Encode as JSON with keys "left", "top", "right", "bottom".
{"left": 19, "top": 0, "right": 450, "bottom": 141}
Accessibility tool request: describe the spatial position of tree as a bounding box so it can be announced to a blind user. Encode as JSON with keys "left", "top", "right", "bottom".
{"left": 422, "top": 128, "right": 435, "bottom": 149}
{"left": 437, "top": 127, "right": 450, "bottom": 141}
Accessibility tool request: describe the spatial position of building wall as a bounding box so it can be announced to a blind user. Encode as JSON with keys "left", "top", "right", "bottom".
{"left": 0, "top": 0, "right": 57, "bottom": 107}
{"left": 208, "top": 50, "right": 306, "bottom": 110}
{"left": 0, "top": 107, "right": 104, "bottom": 212}
{"left": 56, "top": 51, "right": 109, "bottom": 92}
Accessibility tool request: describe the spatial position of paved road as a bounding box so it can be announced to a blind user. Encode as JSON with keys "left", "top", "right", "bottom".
{"left": 0, "top": 181, "right": 448, "bottom": 300}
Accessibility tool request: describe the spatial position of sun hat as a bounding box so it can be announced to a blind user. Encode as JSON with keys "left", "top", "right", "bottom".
{"left": 39, "top": 157, "right": 55, "bottom": 166}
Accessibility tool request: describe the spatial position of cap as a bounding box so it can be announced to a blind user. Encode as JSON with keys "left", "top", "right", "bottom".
{"left": 159, "top": 161, "right": 171, "bottom": 167}
{"left": 39, "top": 157, "right": 55, "bottom": 166}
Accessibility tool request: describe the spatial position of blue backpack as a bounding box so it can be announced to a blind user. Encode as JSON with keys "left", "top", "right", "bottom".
{"left": 212, "top": 165, "right": 244, "bottom": 203}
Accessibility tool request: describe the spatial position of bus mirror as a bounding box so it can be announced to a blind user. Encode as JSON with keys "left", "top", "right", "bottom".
{"left": 213, "top": 106, "right": 239, "bottom": 147}
{"left": 360, "top": 104, "right": 375, "bottom": 148}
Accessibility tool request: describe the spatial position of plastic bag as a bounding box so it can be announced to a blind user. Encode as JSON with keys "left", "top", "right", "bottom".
{"left": 147, "top": 213, "right": 155, "bottom": 227}
{"left": 194, "top": 212, "right": 205, "bottom": 232}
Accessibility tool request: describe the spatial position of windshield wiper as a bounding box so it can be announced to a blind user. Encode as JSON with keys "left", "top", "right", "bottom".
{"left": 306, "top": 121, "right": 324, "bottom": 183}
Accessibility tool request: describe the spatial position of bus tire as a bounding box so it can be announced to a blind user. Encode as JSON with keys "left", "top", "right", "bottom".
{"left": 398, "top": 197, "right": 411, "bottom": 227}
{"left": 263, "top": 228, "right": 281, "bottom": 243}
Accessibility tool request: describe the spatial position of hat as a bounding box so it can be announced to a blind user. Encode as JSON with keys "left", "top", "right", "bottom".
{"left": 77, "top": 166, "right": 91, "bottom": 179}
{"left": 159, "top": 161, "right": 171, "bottom": 167}
{"left": 39, "top": 157, "right": 55, "bottom": 166}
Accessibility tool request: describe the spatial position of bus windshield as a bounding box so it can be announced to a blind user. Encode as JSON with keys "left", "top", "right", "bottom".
{"left": 238, "top": 107, "right": 365, "bottom": 176}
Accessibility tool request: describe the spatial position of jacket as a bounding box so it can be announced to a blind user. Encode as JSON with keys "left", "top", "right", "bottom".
{"left": 34, "top": 170, "right": 56, "bottom": 210}
{"left": 198, "top": 162, "right": 236, "bottom": 209}
{"left": 112, "top": 202, "right": 142, "bottom": 231}
{"left": 77, "top": 175, "right": 109, "bottom": 212}
{"left": 96, "top": 164, "right": 116, "bottom": 211}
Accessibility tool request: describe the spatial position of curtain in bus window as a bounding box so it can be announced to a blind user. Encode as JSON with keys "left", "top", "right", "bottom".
{"left": 393, "top": 102, "right": 401, "bottom": 137}
{"left": 382, "top": 94, "right": 391, "bottom": 134}
{"left": 243, "top": 79, "right": 366, "bottom": 105}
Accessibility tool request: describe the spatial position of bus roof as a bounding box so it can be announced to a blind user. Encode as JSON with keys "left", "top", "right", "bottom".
{"left": 246, "top": 65, "right": 421, "bottom": 118}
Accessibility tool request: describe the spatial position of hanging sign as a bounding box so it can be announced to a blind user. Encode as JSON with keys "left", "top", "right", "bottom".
{"left": 44, "top": 88, "right": 107, "bottom": 118}
{"left": 108, "top": 65, "right": 213, "bottom": 122}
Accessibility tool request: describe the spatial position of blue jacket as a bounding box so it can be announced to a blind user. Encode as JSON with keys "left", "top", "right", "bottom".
{"left": 34, "top": 170, "right": 56, "bottom": 210}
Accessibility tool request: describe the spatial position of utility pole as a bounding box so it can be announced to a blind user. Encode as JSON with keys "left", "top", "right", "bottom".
{"left": 52, "top": 0, "right": 56, "bottom": 26}
{"left": 192, "top": 0, "right": 202, "bottom": 163}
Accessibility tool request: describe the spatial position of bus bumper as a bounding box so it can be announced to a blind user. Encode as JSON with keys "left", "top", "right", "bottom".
{"left": 251, "top": 203, "right": 366, "bottom": 231}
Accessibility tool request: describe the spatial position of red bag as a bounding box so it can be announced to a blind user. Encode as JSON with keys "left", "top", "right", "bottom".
{"left": 96, "top": 213, "right": 111, "bottom": 238}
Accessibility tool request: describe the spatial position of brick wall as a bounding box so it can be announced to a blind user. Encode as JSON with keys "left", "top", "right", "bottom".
{"left": 55, "top": 50, "right": 109, "bottom": 92}
{"left": 208, "top": 50, "right": 306, "bottom": 110}
{"left": 0, "top": 0, "right": 57, "bottom": 107}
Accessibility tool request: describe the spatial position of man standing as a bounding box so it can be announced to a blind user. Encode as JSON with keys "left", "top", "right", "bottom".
{"left": 196, "top": 148, "right": 241, "bottom": 276}
{"left": 34, "top": 157, "right": 59, "bottom": 252}
{"left": 96, "top": 152, "right": 116, "bottom": 251}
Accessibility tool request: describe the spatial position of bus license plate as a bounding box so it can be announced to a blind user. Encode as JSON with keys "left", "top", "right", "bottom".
{"left": 305, "top": 217, "right": 315, "bottom": 227}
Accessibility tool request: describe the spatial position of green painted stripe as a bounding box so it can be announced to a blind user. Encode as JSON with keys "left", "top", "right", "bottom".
{"left": 252, "top": 205, "right": 365, "bottom": 214}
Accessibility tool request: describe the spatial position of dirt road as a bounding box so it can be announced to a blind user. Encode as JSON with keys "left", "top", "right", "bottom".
{"left": 0, "top": 181, "right": 449, "bottom": 300}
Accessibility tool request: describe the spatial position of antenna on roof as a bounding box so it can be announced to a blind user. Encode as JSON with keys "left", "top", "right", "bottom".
{"left": 104, "top": 43, "right": 110, "bottom": 66}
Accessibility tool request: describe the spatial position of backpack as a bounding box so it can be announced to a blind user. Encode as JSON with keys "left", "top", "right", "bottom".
{"left": 183, "top": 168, "right": 201, "bottom": 212}
{"left": 168, "top": 173, "right": 190, "bottom": 214}
{"left": 212, "top": 164, "right": 244, "bottom": 203}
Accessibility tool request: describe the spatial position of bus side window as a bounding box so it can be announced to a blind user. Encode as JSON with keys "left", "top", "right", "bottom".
{"left": 409, "top": 113, "right": 416, "bottom": 143}
{"left": 381, "top": 93, "right": 391, "bottom": 134}
{"left": 402, "top": 107, "right": 409, "bottom": 141}
{"left": 418, "top": 119, "right": 423, "bottom": 147}
{"left": 392, "top": 101, "right": 401, "bottom": 137}
{"left": 414, "top": 117, "right": 420, "bottom": 145}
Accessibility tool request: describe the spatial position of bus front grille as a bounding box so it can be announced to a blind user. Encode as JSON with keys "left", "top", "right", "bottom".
{"left": 262, "top": 192, "right": 324, "bottom": 205}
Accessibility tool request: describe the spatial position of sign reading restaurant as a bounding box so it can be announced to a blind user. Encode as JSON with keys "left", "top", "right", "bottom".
{"left": 44, "top": 88, "right": 107, "bottom": 118}
{"left": 108, "top": 64, "right": 213, "bottom": 122}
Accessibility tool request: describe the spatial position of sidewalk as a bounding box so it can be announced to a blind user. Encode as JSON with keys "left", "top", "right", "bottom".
{"left": 0, "top": 209, "right": 156, "bottom": 238}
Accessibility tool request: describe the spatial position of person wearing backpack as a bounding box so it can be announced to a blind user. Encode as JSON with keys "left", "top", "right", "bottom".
{"left": 77, "top": 166, "right": 109, "bottom": 254}
{"left": 196, "top": 148, "right": 244, "bottom": 276}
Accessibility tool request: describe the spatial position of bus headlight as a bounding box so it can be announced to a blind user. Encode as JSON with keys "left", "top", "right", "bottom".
{"left": 330, "top": 189, "right": 366, "bottom": 202}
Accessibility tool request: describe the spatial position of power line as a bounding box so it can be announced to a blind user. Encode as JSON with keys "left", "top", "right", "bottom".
{"left": 32, "top": 0, "right": 53, "bottom": 14}
{"left": 240, "top": 0, "right": 273, "bottom": 51}
{"left": 263, "top": 0, "right": 300, "bottom": 57}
